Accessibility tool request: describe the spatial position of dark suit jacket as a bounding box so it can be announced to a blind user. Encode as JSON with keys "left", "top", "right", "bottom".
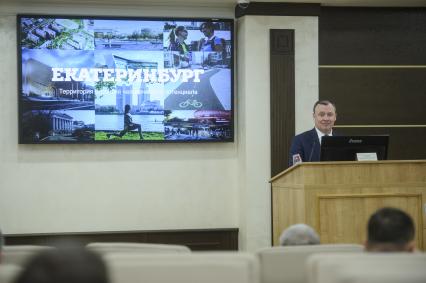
{"left": 288, "top": 128, "right": 320, "bottom": 166}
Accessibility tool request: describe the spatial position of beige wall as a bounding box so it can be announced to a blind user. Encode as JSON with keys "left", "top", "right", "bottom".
{"left": 0, "top": 2, "right": 238, "bottom": 233}
{"left": 0, "top": 2, "right": 318, "bottom": 251}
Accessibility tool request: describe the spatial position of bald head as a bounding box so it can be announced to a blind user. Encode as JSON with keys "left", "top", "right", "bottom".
{"left": 279, "top": 224, "right": 320, "bottom": 246}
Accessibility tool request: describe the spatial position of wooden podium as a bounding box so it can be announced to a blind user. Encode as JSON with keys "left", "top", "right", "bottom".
{"left": 270, "top": 160, "right": 426, "bottom": 250}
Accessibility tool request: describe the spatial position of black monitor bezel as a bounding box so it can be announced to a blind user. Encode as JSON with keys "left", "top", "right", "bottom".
{"left": 320, "top": 135, "right": 390, "bottom": 162}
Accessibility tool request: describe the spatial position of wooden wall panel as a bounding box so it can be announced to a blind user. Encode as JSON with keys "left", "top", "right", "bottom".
{"left": 319, "top": 7, "right": 426, "bottom": 65}
{"left": 319, "top": 68, "right": 426, "bottom": 125}
{"left": 334, "top": 127, "right": 426, "bottom": 160}
{"left": 270, "top": 29, "right": 295, "bottom": 176}
{"left": 236, "top": 3, "right": 320, "bottom": 18}
{"left": 318, "top": 193, "right": 423, "bottom": 247}
{"left": 4, "top": 228, "right": 239, "bottom": 251}
{"left": 319, "top": 7, "right": 426, "bottom": 161}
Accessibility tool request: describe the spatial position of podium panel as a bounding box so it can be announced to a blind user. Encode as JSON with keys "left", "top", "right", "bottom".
{"left": 318, "top": 193, "right": 422, "bottom": 246}
{"left": 270, "top": 161, "right": 426, "bottom": 250}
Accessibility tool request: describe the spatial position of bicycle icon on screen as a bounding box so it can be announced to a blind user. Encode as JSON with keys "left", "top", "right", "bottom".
{"left": 178, "top": 99, "right": 203, "bottom": 108}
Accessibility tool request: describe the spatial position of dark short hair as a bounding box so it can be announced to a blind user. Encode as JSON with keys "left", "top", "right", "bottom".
{"left": 313, "top": 100, "right": 336, "bottom": 113}
{"left": 13, "top": 247, "right": 109, "bottom": 283}
{"left": 367, "top": 207, "right": 415, "bottom": 247}
{"left": 175, "top": 25, "right": 187, "bottom": 36}
{"left": 0, "top": 229, "right": 3, "bottom": 251}
{"left": 200, "top": 22, "right": 215, "bottom": 31}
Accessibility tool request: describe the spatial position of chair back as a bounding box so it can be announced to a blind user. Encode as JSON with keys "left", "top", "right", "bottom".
{"left": 257, "top": 244, "right": 363, "bottom": 283}
{"left": 306, "top": 252, "right": 426, "bottom": 283}
{"left": 335, "top": 261, "right": 426, "bottom": 283}
{"left": 0, "top": 264, "right": 21, "bottom": 283}
{"left": 105, "top": 252, "right": 260, "bottom": 283}
{"left": 86, "top": 242, "right": 190, "bottom": 256}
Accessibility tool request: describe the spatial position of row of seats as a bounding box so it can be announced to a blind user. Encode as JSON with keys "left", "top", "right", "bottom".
{"left": 307, "top": 253, "right": 426, "bottom": 283}
{"left": 257, "top": 244, "right": 363, "bottom": 283}
{"left": 0, "top": 242, "right": 190, "bottom": 267}
{"left": 1, "top": 243, "right": 425, "bottom": 283}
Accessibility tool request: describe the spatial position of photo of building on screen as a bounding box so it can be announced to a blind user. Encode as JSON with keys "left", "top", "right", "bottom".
{"left": 93, "top": 51, "right": 165, "bottom": 141}
{"left": 20, "top": 17, "right": 94, "bottom": 50}
{"left": 21, "top": 49, "right": 95, "bottom": 113}
{"left": 21, "top": 110, "right": 94, "bottom": 142}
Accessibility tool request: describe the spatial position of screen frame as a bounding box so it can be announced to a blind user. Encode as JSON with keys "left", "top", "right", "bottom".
{"left": 17, "top": 14, "right": 235, "bottom": 144}
{"left": 320, "top": 135, "right": 390, "bottom": 162}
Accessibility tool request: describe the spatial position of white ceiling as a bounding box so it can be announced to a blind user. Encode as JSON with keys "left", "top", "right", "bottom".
{"left": 4, "top": 0, "right": 426, "bottom": 8}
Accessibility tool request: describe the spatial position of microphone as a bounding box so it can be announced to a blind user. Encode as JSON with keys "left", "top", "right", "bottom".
{"left": 292, "top": 154, "right": 302, "bottom": 166}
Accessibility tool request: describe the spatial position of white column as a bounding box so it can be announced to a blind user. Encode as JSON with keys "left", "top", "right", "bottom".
{"left": 237, "top": 15, "right": 318, "bottom": 251}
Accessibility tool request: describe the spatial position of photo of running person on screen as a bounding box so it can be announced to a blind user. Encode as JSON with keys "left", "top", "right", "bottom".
{"left": 107, "top": 104, "right": 143, "bottom": 140}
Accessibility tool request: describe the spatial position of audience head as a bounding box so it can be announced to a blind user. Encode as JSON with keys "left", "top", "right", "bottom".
{"left": 13, "top": 245, "right": 109, "bottom": 283}
{"left": 366, "top": 207, "right": 415, "bottom": 252}
{"left": 312, "top": 100, "right": 336, "bottom": 135}
{"left": 0, "top": 228, "right": 3, "bottom": 262}
{"left": 279, "top": 224, "right": 320, "bottom": 246}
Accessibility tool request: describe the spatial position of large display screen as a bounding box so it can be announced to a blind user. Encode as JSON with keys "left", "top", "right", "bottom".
{"left": 18, "top": 15, "right": 234, "bottom": 143}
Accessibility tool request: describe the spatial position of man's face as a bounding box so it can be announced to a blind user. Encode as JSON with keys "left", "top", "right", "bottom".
{"left": 313, "top": 103, "right": 336, "bottom": 134}
{"left": 201, "top": 25, "right": 213, "bottom": 37}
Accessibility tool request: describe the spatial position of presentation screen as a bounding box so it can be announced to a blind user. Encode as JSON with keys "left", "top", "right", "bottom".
{"left": 18, "top": 15, "right": 234, "bottom": 143}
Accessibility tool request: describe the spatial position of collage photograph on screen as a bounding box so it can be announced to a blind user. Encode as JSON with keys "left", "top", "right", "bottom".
{"left": 18, "top": 15, "right": 234, "bottom": 143}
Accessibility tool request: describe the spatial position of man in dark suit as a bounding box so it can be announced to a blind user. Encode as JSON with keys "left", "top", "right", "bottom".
{"left": 289, "top": 100, "right": 337, "bottom": 166}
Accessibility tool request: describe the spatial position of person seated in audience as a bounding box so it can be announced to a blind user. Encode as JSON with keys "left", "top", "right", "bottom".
{"left": 279, "top": 223, "right": 320, "bottom": 246}
{"left": 365, "top": 207, "right": 416, "bottom": 252}
{"left": 13, "top": 244, "right": 109, "bottom": 283}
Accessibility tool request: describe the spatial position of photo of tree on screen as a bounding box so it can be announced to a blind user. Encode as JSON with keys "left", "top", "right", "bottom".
{"left": 94, "top": 20, "right": 163, "bottom": 51}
